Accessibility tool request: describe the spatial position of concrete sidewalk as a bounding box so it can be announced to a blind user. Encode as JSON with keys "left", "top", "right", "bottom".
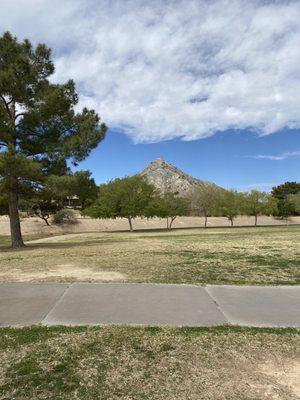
{"left": 0, "top": 283, "right": 299, "bottom": 328}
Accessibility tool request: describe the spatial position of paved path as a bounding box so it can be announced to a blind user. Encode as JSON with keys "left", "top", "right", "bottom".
{"left": 0, "top": 283, "right": 299, "bottom": 328}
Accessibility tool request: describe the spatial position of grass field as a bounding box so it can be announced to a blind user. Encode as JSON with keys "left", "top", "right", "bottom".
{"left": 0, "top": 234, "right": 50, "bottom": 248}
{"left": 0, "top": 326, "right": 299, "bottom": 399}
{"left": 0, "top": 226, "right": 299, "bottom": 285}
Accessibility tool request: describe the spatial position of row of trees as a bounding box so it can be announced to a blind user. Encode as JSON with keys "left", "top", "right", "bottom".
{"left": 84, "top": 176, "right": 189, "bottom": 231}
{"left": 83, "top": 177, "right": 300, "bottom": 231}
{"left": 5, "top": 171, "right": 298, "bottom": 233}
{"left": 192, "top": 187, "right": 278, "bottom": 227}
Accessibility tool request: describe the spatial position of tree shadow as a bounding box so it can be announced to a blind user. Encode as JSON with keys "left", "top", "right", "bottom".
{"left": 0, "top": 238, "right": 134, "bottom": 252}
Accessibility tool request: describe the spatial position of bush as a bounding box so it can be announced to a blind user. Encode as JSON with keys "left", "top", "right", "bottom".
{"left": 52, "top": 209, "right": 77, "bottom": 225}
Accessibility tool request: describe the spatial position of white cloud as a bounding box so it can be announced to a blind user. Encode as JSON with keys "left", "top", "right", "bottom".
{"left": 254, "top": 150, "right": 300, "bottom": 160}
{"left": 1, "top": 0, "right": 300, "bottom": 143}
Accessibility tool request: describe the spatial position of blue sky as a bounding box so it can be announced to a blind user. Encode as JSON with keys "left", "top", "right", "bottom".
{"left": 73, "top": 127, "right": 300, "bottom": 191}
{"left": 1, "top": 0, "right": 300, "bottom": 190}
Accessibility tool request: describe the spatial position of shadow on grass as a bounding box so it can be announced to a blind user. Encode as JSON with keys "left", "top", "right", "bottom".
{"left": 0, "top": 238, "right": 136, "bottom": 252}
{"left": 1, "top": 224, "right": 299, "bottom": 251}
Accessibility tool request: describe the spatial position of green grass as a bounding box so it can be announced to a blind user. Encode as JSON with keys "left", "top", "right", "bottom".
{"left": 0, "top": 326, "right": 299, "bottom": 399}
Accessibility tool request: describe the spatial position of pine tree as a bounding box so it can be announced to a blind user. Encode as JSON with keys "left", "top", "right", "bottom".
{"left": 0, "top": 32, "right": 107, "bottom": 247}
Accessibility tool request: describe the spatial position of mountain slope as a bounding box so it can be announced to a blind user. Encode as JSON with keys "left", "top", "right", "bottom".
{"left": 140, "top": 158, "right": 220, "bottom": 197}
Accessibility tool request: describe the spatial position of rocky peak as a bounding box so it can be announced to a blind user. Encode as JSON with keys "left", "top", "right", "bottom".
{"left": 140, "top": 158, "right": 219, "bottom": 197}
{"left": 144, "top": 157, "right": 175, "bottom": 171}
{"left": 150, "top": 157, "right": 165, "bottom": 165}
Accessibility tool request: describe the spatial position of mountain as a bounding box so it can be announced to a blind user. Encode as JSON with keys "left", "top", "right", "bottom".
{"left": 140, "top": 158, "right": 221, "bottom": 197}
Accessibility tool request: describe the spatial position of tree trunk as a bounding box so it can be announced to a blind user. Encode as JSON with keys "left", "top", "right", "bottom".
{"left": 254, "top": 215, "right": 257, "bottom": 226}
{"left": 169, "top": 216, "right": 176, "bottom": 230}
{"left": 204, "top": 215, "right": 208, "bottom": 228}
{"left": 8, "top": 179, "right": 25, "bottom": 248}
{"left": 230, "top": 218, "right": 233, "bottom": 227}
{"left": 128, "top": 217, "right": 133, "bottom": 232}
{"left": 166, "top": 217, "right": 169, "bottom": 230}
{"left": 42, "top": 216, "right": 51, "bottom": 226}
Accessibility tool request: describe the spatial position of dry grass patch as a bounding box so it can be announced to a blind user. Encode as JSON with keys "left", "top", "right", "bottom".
{"left": 0, "top": 326, "right": 299, "bottom": 400}
{"left": 2, "top": 263, "right": 126, "bottom": 282}
{"left": 0, "top": 226, "right": 299, "bottom": 284}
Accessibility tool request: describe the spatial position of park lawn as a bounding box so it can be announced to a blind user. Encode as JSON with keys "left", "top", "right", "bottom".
{"left": 0, "top": 226, "right": 299, "bottom": 285}
{"left": 0, "top": 233, "right": 57, "bottom": 248}
{"left": 0, "top": 326, "right": 299, "bottom": 400}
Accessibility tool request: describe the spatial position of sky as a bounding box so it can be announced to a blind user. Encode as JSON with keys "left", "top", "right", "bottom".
{"left": 1, "top": 0, "right": 299, "bottom": 190}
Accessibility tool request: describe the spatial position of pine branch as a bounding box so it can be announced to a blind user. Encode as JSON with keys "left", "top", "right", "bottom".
{"left": 0, "top": 94, "right": 12, "bottom": 118}
{"left": 15, "top": 112, "right": 26, "bottom": 120}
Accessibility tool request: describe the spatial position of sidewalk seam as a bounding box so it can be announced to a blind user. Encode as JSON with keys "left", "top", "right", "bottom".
{"left": 40, "top": 284, "right": 73, "bottom": 325}
{"left": 204, "top": 286, "right": 230, "bottom": 324}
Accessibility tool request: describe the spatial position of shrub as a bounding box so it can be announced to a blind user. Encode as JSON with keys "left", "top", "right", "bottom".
{"left": 52, "top": 209, "right": 77, "bottom": 225}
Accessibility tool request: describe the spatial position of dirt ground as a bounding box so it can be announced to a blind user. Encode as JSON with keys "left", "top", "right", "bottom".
{"left": 0, "top": 214, "right": 299, "bottom": 236}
